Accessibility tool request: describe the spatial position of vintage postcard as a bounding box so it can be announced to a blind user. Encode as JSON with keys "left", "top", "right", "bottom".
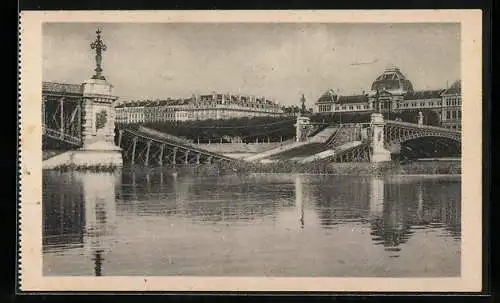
{"left": 19, "top": 10, "right": 483, "bottom": 292}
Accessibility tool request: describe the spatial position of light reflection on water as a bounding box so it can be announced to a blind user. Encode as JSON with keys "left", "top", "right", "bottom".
{"left": 42, "top": 170, "right": 461, "bottom": 277}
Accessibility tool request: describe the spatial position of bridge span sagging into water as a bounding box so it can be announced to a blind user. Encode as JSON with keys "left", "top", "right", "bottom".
{"left": 117, "top": 126, "right": 237, "bottom": 166}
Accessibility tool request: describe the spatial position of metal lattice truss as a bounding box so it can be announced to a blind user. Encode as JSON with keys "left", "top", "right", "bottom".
{"left": 329, "top": 121, "right": 461, "bottom": 163}
{"left": 330, "top": 143, "right": 371, "bottom": 163}
{"left": 119, "top": 129, "right": 236, "bottom": 166}
{"left": 384, "top": 120, "right": 461, "bottom": 146}
{"left": 42, "top": 95, "right": 83, "bottom": 146}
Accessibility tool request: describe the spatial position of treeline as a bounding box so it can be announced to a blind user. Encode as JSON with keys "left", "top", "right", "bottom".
{"left": 115, "top": 109, "right": 441, "bottom": 144}
{"left": 309, "top": 109, "right": 441, "bottom": 126}
{"left": 117, "top": 116, "right": 298, "bottom": 143}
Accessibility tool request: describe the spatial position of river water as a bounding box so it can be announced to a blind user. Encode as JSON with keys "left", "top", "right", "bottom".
{"left": 42, "top": 170, "right": 461, "bottom": 277}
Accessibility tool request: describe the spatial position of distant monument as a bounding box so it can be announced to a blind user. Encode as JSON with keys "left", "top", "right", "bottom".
{"left": 300, "top": 93, "right": 307, "bottom": 115}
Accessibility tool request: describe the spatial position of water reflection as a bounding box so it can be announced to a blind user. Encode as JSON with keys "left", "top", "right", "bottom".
{"left": 295, "top": 175, "right": 305, "bottom": 230}
{"left": 43, "top": 170, "right": 121, "bottom": 276}
{"left": 118, "top": 171, "right": 294, "bottom": 224}
{"left": 43, "top": 170, "right": 461, "bottom": 277}
{"left": 369, "top": 177, "right": 414, "bottom": 257}
{"left": 43, "top": 172, "right": 85, "bottom": 250}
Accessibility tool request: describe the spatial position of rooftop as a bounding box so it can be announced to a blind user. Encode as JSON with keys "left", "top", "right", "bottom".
{"left": 42, "top": 82, "right": 83, "bottom": 95}
{"left": 316, "top": 90, "right": 368, "bottom": 104}
{"left": 371, "top": 66, "right": 414, "bottom": 93}
{"left": 404, "top": 89, "right": 445, "bottom": 100}
{"left": 442, "top": 80, "right": 461, "bottom": 95}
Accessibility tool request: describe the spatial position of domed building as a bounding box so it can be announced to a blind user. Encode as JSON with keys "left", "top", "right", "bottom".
{"left": 314, "top": 66, "right": 462, "bottom": 130}
{"left": 370, "top": 66, "right": 414, "bottom": 93}
{"left": 367, "top": 66, "right": 414, "bottom": 114}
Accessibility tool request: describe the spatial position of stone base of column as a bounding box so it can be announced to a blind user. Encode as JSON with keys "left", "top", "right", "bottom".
{"left": 42, "top": 140, "right": 123, "bottom": 169}
{"left": 76, "top": 140, "right": 122, "bottom": 167}
{"left": 70, "top": 149, "right": 123, "bottom": 168}
{"left": 371, "top": 148, "right": 391, "bottom": 163}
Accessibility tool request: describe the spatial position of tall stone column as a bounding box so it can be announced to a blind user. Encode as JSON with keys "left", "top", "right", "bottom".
{"left": 370, "top": 113, "right": 391, "bottom": 162}
{"left": 68, "top": 28, "right": 123, "bottom": 168}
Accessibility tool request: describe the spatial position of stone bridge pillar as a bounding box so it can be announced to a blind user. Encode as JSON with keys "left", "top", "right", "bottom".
{"left": 82, "top": 79, "right": 118, "bottom": 147}
{"left": 370, "top": 113, "right": 391, "bottom": 163}
{"left": 295, "top": 115, "right": 311, "bottom": 142}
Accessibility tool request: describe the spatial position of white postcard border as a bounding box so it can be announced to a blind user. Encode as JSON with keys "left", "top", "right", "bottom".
{"left": 19, "top": 10, "right": 483, "bottom": 292}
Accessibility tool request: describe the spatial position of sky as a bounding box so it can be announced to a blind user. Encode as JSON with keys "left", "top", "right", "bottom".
{"left": 43, "top": 22, "right": 460, "bottom": 107}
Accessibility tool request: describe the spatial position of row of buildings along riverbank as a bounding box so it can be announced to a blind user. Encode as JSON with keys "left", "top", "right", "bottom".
{"left": 42, "top": 66, "right": 461, "bottom": 130}
{"left": 113, "top": 67, "right": 461, "bottom": 130}
{"left": 115, "top": 93, "right": 286, "bottom": 124}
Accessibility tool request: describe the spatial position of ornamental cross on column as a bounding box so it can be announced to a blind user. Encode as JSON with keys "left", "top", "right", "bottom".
{"left": 90, "top": 28, "right": 107, "bottom": 80}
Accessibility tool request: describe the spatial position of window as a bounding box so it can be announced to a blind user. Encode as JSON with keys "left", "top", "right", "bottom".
{"left": 446, "top": 111, "right": 451, "bottom": 119}
{"left": 458, "top": 110, "right": 461, "bottom": 118}
{"left": 452, "top": 111, "right": 457, "bottom": 119}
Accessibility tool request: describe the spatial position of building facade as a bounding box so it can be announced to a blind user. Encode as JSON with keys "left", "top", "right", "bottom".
{"left": 314, "top": 67, "right": 461, "bottom": 130}
{"left": 115, "top": 93, "right": 285, "bottom": 124}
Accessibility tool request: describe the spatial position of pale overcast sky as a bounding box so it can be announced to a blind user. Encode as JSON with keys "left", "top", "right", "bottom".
{"left": 43, "top": 22, "right": 460, "bottom": 107}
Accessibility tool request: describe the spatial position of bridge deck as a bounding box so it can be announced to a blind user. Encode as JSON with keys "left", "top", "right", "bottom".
{"left": 300, "top": 141, "right": 364, "bottom": 163}
{"left": 123, "top": 127, "right": 237, "bottom": 162}
{"left": 270, "top": 143, "right": 328, "bottom": 160}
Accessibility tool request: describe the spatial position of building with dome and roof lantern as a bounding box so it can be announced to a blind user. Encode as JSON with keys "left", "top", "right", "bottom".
{"left": 314, "top": 66, "right": 461, "bottom": 130}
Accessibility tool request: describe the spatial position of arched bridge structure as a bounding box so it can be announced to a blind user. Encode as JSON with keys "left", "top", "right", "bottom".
{"left": 383, "top": 120, "right": 461, "bottom": 146}
{"left": 117, "top": 126, "right": 237, "bottom": 166}
{"left": 325, "top": 120, "right": 461, "bottom": 163}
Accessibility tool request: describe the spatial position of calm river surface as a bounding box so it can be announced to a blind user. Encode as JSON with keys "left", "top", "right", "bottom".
{"left": 43, "top": 170, "right": 461, "bottom": 277}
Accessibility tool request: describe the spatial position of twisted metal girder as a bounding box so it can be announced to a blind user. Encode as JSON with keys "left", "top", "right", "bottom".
{"left": 120, "top": 129, "right": 236, "bottom": 167}
{"left": 331, "top": 142, "right": 371, "bottom": 163}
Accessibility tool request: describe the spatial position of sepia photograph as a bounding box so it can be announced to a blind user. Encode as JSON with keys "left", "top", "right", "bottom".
{"left": 19, "top": 10, "right": 482, "bottom": 292}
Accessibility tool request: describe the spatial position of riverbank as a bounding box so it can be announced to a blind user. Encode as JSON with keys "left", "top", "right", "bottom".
{"left": 45, "top": 159, "right": 460, "bottom": 178}
{"left": 230, "top": 159, "right": 461, "bottom": 176}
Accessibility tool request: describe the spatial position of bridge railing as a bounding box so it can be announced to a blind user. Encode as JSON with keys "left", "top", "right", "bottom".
{"left": 385, "top": 120, "right": 461, "bottom": 133}
{"left": 137, "top": 126, "right": 194, "bottom": 146}
{"left": 43, "top": 125, "right": 82, "bottom": 146}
